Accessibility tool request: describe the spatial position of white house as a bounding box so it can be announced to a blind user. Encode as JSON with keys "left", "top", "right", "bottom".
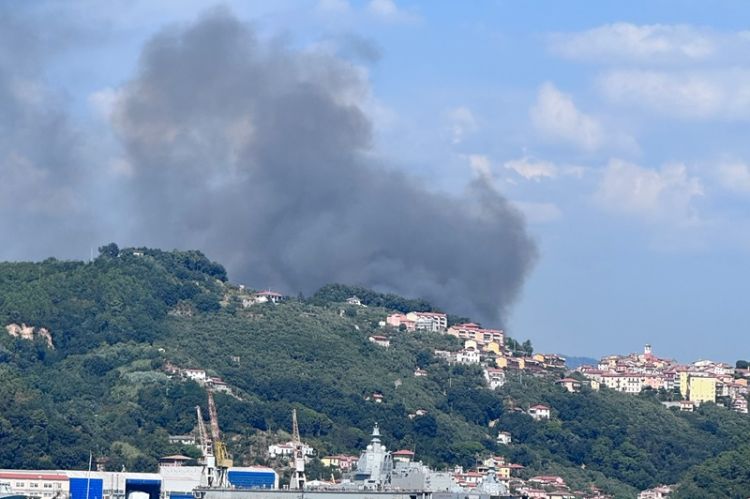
{"left": 496, "top": 431, "right": 512, "bottom": 445}
{"left": 455, "top": 347, "right": 480, "bottom": 365}
{"left": 346, "top": 296, "right": 364, "bottom": 306}
{"left": 168, "top": 434, "right": 197, "bottom": 446}
{"left": 183, "top": 368, "right": 207, "bottom": 382}
{"left": 369, "top": 335, "right": 390, "bottom": 348}
{"left": 244, "top": 290, "right": 287, "bottom": 307}
{"left": 732, "top": 397, "right": 748, "bottom": 414}
{"left": 638, "top": 485, "right": 673, "bottom": 499}
{"left": 528, "top": 404, "right": 551, "bottom": 421}
{"left": 484, "top": 368, "right": 506, "bottom": 389}
{"left": 268, "top": 442, "right": 315, "bottom": 459}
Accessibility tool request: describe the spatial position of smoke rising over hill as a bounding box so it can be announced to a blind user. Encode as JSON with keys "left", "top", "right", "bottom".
{"left": 0, "top": 8, "right": 536, "bottom": 324}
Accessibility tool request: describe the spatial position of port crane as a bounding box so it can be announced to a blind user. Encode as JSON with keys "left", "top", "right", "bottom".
{"left": 290, "top": 409, "right": 306, "bottom": 490}
{"left": 195, "top": 405, "right": 216, "bottom": 487}
{"left": 196, "top": 391, "right": 233, "bottom": 488}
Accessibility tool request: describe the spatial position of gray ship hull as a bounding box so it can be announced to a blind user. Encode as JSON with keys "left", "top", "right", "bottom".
{"left": 196, "top": 489, "right": 514, "bottom": 499}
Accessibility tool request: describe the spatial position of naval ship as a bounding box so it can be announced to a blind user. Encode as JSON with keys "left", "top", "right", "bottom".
{"left": 193, "top": 398, "right": 513, "bottom": 499}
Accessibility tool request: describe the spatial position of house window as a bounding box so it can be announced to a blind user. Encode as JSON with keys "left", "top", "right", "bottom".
{"left": 16, "top": 483, "right": 24, "bottom": 487}
{"left": 31, "top": 483, "right": 39, "bottom": 488}
{"left": 44, "top": 483, "right": 53, "bottom": 488}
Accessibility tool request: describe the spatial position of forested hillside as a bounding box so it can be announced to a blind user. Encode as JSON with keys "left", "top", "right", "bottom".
{"left": 1, "top": 246, "right": 749, "bottom": 498}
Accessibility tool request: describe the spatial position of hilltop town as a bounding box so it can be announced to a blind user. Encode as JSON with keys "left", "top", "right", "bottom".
{"left": 576, "top": 345, "right": 749, "bottom": 414}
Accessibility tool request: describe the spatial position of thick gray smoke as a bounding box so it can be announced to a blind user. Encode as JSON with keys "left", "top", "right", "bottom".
{"left": 1, "top": 8, "right": 536, "bottom": 324}
{"left": 0, "top": 11, "right": 99, "bottom": 255}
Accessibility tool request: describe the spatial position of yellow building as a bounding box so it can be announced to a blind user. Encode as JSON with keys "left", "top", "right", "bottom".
{"left": 689, "top": 376, "right": 717, "bottom": 404}
{"left": 483, "top": 341, "right": 502, "bottom": 355}
{"left": 496, "top": 466, "right": 510, "bottom": 479}
{"left": 496, "top": 357, "right": 508, "bottom": 368}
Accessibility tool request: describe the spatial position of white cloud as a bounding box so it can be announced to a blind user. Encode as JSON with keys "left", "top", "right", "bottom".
{"left": 88, "top": 87, "right": 123, "bottom": 120}
{"left": 717, "top": 161, "right": 750, "bottom": 193}
{"left": 470, "top": 154, "right": 587, "bottom": 182}
{"left": 447, "top": 106, "right": 477, "bottom": 144}
{"left": 530, "top": 83, "right": 604, "bottom": 151}
{"left": 504, "top": 157, "right": 558, "bottom": 181}
{"left": 512, "top": 201, "right": 563, "bottom": 224}
{"left": 549, "top": 23, "right": 750, "bottom": 64}
{"left": 598, "top": 68, "right": 750, "bottom": 120}
{"left": 468, "top": 154, "right": 492, "bottom": 180}
{"left": 595, "top": 159, "right": 703, "bottom": 224}
{"left": 366, "top": 0, "right": 416, "bottom": 22}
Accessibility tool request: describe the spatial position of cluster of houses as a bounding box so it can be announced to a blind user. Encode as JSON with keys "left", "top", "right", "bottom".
{"left": 162, "top": 362, "right": 232, "bottom": 394}
{"left": 452, "top": 461, "right": 612, "bottom": 499}
{"left": 432, "top": 344, "right": 566, "bottom": 390}
{"left": 386, "top": 311, "right": 448, "bottom": 332}
{"left": 267, "top": 441, "right": 316, "bottom": 460}
{"left": 378, "top": 312, "right": 568, "bottom": 398}
{"left": 575, "top": 345, "right": 749, "bottom": 413}
{"left": 320, "top": 454, "right": 359, "bottom": 470}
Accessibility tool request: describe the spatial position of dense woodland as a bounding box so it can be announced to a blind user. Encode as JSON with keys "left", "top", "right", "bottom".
{"left": 0, "top": 246, "right": 748, "bottom": 498}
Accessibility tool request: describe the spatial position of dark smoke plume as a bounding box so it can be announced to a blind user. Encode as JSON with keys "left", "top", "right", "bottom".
{"left": 0, "top": 10, "right": 99, "bottom": 255}
{"left": 2, "top": 8, "right": 537, "bottom": 324}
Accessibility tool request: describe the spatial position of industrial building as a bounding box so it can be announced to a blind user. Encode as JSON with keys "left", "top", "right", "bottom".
{"left": 0, "top": 467, "right": 278, "bottom": 499}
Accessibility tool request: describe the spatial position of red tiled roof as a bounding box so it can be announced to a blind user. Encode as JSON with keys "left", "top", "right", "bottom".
{"left": 0, "top": 473, "right": 68, "bottom": 481}
{"left": 393, "top": 449, "right": 415, "bottom": 456}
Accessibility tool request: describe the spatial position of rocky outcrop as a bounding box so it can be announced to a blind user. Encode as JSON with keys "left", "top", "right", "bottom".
{"left": 5, "top": 323, "right": 54, "bottom": 349}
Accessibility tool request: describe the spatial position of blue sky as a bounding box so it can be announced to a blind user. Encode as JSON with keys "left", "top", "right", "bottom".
{"left": 10, "top": 0, "right": 750, "bottom": 361}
